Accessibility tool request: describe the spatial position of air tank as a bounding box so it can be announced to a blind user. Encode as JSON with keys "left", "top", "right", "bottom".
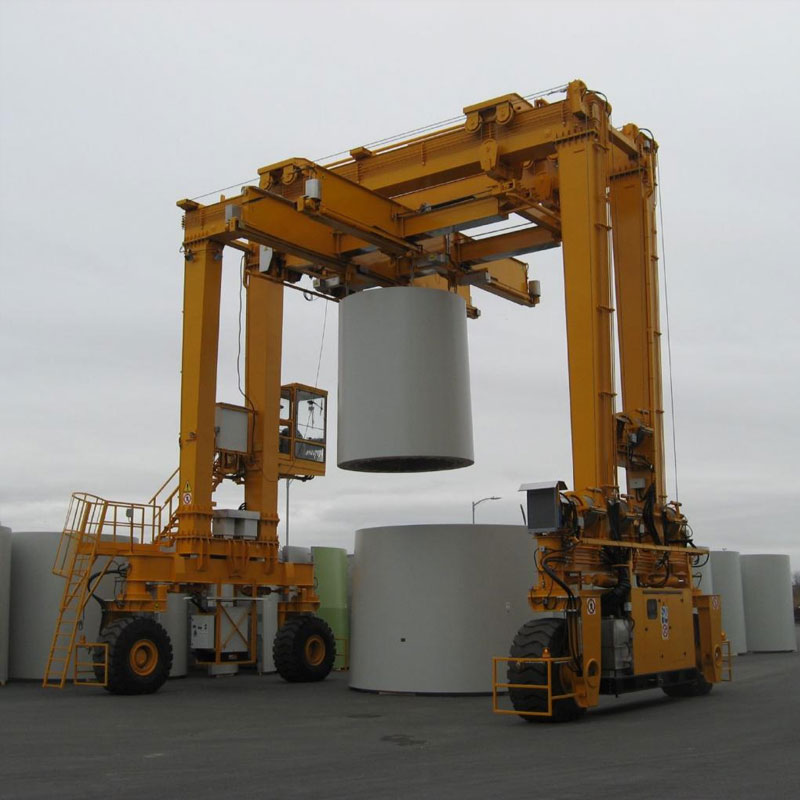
{"left": 709, "top": 550, "right": 748, "bottom": 654}
{"left": 337, "top": 287, "right": 474, "bottom": 472}
{"left": 740, "top": 554, "right": 797, "bottom": 652}
{"left": 350, "top": 524, "right": 536, "bottom": 694}
{"left": 0, "top": 524, "right": 11, "bottom": 685}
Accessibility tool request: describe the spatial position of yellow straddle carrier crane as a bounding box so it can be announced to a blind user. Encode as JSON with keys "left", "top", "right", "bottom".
{"left": 45, "top": 81, "right": 730, "bottom": 716}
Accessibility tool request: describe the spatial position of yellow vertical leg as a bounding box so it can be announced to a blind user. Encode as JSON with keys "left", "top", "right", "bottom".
{"left": 609, "top": 153, "right": 666, "bottom": 501}
{"left": 244, "top": 270, "right": 284, "bottom": 546}
{"left": 556, "top": 128, "right": 616, "bottom": 496}
{"left": 177, "top": 241, "right": 224, "bottom": 539}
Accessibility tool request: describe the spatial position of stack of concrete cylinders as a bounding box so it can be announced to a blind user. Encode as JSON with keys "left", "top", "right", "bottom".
{"left": 0, "top": 525, "right": 11, "bottom": 685}
{"left": 350, "top": 524, "right": 537, "bottom": 694}
{"left": 740, "top": 555, "right": 797, "bottom": 652}
{"left": 158, "top": 593, "right": 189, "bottom": 677}
{"left": 710, "top": 551, "right": 748, "bottom": 654}
{"left": 311, "top": 546, "right": 349, "bottom": 669}
{"left": 337, "top": 287, "right": 474, "bottom": 473}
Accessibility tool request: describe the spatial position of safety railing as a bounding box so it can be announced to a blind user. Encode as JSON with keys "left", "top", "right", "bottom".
{"left": 54, "top": 469, "right": 180, "bottom": 575}
{"left": 492, "top": 655, "right": 577, "bottom": 717}
{"left": 720, "top": 639, "right": 733, "bottom": 682}
{"left": 73, "top": 642, "right": 108, "bottom": 687}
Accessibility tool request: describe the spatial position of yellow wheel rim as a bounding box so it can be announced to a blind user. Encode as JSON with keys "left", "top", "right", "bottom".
{"left": 129, "top": 639, "right": 158, "bottom": 676}
{"left": 304, "top": 634, "right": 326, "bottom": 667}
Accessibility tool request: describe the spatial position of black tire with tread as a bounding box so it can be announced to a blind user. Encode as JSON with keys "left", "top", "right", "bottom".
{"left": 273, "top": 614, "right": 336, "bottom": 683}
{"left": 94, "top": 616, "right": 173, "bottom": 695}
{"left": 508, "top": 617, "right": 585, "bottom": 723}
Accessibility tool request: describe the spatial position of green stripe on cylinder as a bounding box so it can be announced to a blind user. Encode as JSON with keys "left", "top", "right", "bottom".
{"left": 312, "top": 547, "right": 349, "bottom": 669}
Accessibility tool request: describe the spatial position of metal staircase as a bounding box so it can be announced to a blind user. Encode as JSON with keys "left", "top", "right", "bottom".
{"left": 42, "top": 469, "right": 180, "bottom": 689}
{"left": 42, "top": 496, "right": 106, "bottom": 688}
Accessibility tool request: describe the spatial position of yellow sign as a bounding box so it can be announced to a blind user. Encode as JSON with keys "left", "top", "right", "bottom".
{"left": 183, "top": 481, "right": 192, "bottom": 494}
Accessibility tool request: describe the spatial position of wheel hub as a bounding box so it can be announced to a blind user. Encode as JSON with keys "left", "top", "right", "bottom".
{"left": 129, "top": 639, "right": 158, "bottom": 676}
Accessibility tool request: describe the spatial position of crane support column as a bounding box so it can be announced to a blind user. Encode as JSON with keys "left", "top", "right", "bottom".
{"left": 177, "top": 240, "right": 224, "bottom": 539}
{"left": 557, "top": 125, "right": 616, "bottom": 497}
{"left": 609, "top": 141, "right": 666, "bottom": 501}
{"left": 244, "top": 268, "right": 284, "bottom": 545}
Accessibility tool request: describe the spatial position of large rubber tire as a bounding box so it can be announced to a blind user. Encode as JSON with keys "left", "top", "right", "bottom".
{"left": 662, "top": 674, "right": 713, "bottom": 697}
{"left": 273, "top": 615, "right": 336, "bottom": 683}
{"left": 94, "top": 616, "right": 173, "bottom": 695}
{"left": 508, "top": 617, "right": 585, "bottom": 723}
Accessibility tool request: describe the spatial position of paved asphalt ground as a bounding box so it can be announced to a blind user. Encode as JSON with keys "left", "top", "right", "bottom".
{"left": 1, "top": 628, "right": 798, "bottom": 800}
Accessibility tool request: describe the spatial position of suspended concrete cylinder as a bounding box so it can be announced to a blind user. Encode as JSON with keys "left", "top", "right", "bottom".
{"left": 0, "top": 525, "right": 11, "bottom": 685}
{"left": 312, "top": 546, "right": 349, "bottom": 669}
{"left": 337, "top": 287, "right": 474, "bottom": 472}
{"left": 740, "top": 554, "right": 797, "bottom": 653}
{"left": 710, "top": 550, "right": 748, "bottom": 655}
{"left": 350, "top": 524, "right": 536, "bottom": 694}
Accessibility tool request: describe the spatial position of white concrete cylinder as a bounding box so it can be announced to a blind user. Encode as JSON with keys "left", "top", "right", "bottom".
{"left": 692, "top": 552, "right": 714, "bottom": 595}
{"left": 158, "top": 593, "right": 189, "bottom": 677}
{"left": 350, "top": 524, "right": 536, "bottom": 694}
{"left": 710, "top": 550, "right": 748, "bottom": 654}
{"left": 0, "top": 525, "right": 11, "bottom": 685}
{"left": 740, "top": 554, "right": 796, "bottom": 653}
{"left": 9, "top": 531, "right": 119, "bottom": 680}
{"left": 282, "top": 545, "right": 312, "bottom": 564}
{"left": 337, "top": 287, "right": 474, "bottom": 472}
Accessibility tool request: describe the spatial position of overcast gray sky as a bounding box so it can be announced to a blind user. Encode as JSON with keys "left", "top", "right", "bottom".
{"left": 1, "top": 0, "right": 798, "bottom": 569}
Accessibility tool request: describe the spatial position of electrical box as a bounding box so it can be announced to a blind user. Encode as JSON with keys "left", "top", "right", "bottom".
{"left": 215, "top": 403, "right": 250, "bottom": 454}
{"left": 190, "top": 608, "right": 250, "bottom": 655}
{"left": 190, "top": 614, "right": 215, "bottom": 650}
{"left": 519, "top": 480, "right": 567, "bottom": 534}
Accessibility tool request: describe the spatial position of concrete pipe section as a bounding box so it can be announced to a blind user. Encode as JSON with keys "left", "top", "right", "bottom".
{"left": 741, "top": 554, "right": 797, "bottom": 652}
{"left": 710, "top": 550, "right": 748, "bottom": 654}
{"left": 0, "top": 525, "right": 11, "bottom": 685}
{"left": 350, "top": 524, "right": 537, "bottom": 694}
{"left": 337, "top": 287, "right": 474, "bottom": 472}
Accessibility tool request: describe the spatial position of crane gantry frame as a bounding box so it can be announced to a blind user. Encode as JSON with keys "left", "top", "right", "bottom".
{"left": 46, "top": 81, "right": 728, "bottom": 713}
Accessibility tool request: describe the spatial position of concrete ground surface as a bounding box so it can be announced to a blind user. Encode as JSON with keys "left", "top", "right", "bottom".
{"left": 1, "top": 629, "right": 798, "bottom": 800}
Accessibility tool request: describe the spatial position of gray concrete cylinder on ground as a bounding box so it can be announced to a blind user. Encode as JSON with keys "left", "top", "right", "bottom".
{"left": 158, "top": 593, "right": 189, "bottom": 677}
{"left": 0, "top": 525, "right": 11, "bottom": 685}
{"left": 350, "top": 524, "right": 536, "bottom": 694}
{"left": 740, "top": 554, "right": 797, "bottom": 652}
{"left": 709, "top": 550, "right": 748, "bottom": 654}
{"left": 9, "top": 532, "right": 113, "bottom": 679}
{"left": 337, "top": 287, "right": 474, "bottom": 472}
{"left": 692, "top": 552, "right": 714, "bottom": 595}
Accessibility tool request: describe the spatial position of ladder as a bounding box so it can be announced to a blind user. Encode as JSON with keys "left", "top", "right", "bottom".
{"left": 42, "top": 496, "right": 106, "bottom": 688}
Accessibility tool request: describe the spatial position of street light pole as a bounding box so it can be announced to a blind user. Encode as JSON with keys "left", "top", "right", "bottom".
{"left": 472, "top": 495, "right": 501, "bottom": 524}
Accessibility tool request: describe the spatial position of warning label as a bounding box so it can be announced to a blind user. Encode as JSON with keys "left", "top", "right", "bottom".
{"left": 661, "top": 604, "right": 670, "bottom": 640}
{"left": 586, "top": 598, "right": 597, "bottom": 615}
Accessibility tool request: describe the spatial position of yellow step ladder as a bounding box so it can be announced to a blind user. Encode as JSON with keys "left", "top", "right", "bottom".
{"left": 42, "top": 496, "right": 106, "bottom": 688}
